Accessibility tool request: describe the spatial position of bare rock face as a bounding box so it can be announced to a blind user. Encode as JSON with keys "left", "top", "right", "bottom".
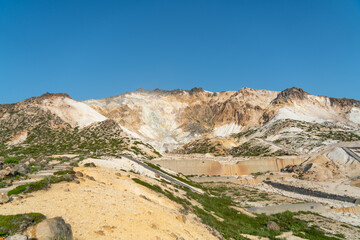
{"left": 84, "top": 87, "right": 279, "bottom": 151}
{"left": 84, "top": 87, "right": 360, "bottom": 152}
{"left": 328, "top": 97, "right": 360, "bottom": 108}
{"left": 272, "top": 87, "right": 308, "bottom": 105}
{"left": 26, "top": 217, "right": 73, "bottom": 240}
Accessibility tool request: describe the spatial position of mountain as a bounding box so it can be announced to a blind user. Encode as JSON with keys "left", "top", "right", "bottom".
{"left": 84, "top": 87, "right": 360, "bottom": 153}
{"left": 1, "top": 87, "right": 359, "bottom": 158}
{"left": 0, "top": 93, "right": 161, "bottom": 159}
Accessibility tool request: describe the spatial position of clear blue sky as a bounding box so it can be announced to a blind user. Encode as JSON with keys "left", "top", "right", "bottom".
{"left": 1, "top": 0, "right": 359, "bottom": 103}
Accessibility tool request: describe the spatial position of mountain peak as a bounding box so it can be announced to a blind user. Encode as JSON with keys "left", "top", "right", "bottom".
{"left": 272, "top": 87, "right": 308, "bottom": 104}
{"left": 25, "top": 92, "right": 72, "bottom": 104}
{"left": 40, "top": 92, "right": 72, "bottom": 98}
{"left": 188, "top": 87, "right": 205, "bottom": 94}
{"left": 133, "top": 87, "right": 206, "bottom": 96}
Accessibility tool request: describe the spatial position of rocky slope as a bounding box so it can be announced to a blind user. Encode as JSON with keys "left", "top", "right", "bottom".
{"left": 178, "top": 119, "right": 360, "bottom": 156}
{"left": 0, "top": 165, "right": 219, "bottom": 240}
{"left": 84, "top": 87, "right": 279, "bottom": 152}
{"left": 1, "top": 87, "right": 359, "bottom": 158}
{"left": 84, "top": 87, "right": 360, "bottom": 153}
{"left": 0, "top": 93, "right": 160, "bottom": 160}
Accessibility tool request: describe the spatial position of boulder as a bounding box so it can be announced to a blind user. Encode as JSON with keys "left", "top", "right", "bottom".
{"left": 267, "top": 221, "right": 280, "bottom": 231}
{"left": 176, "top": 214, "right": 186, "bottom": 223}
{"left": 0, "top": 192, "right": 10, "bottom": 204}
{"left": 7, "top": 234, "right": 28, "bottom": 240}
{"left": 62, "top": 174, "right": 75, "bottom": 181}
{"left": 27, "top": 217, "right": 73, "bottom": 240}
{"left": 86, "top": 175, "right": 95, "bottom": 181}
{"left": 16, "top": 165, "right": 30, "bottom": 175}
{"left": 84, "top": 162, "right": 96, "bottom": 168}
{"left": 0, "top": 169, "right": 11, "bottom": 179}
{"left": 5, "top": 179, "right": 13, "bottom": 186}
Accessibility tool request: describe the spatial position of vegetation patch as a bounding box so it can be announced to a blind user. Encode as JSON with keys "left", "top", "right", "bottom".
{"left": 4, "top": 157, "right": 19, "bottom": 164}
{"left": 0, "top": 119, "right": 161, "bottom": 160}
{"left": 7, "top": 175, "right": 74, "bottom": 196}
{"left": 84, "top": 163, "right": 96, "bottom": 168}
{"left": 132, "top": 178, "right": 190, "bottom": 208}
{"left": 53, "top": 170, "right": 75, "bottom": 175}
{"left": 133, "top": 175, "right": 344, "bottom": 240}
{"left": 185, "top": 186, "right": 341, "bottom": 240}
{"left": 230, "top": 142, "right": 270, "bottom": 157}
{"left": 233, "top": 129, "right": 257, "bottom": 138}
{"left": 0, "top": 213, "right": 46, "bottom": 237}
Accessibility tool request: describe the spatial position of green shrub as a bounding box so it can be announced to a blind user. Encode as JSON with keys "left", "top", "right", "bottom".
{"left": 7, "top": 180, "right": 49, "bottom": 196}
{"left": 132, "top": 178, "right": 190, "bottom": 208}
{"left": 4, "top": 157, "right": 19, "bottom": 164}
{"left": 70, "top": 161, "right": 79, "bottom": 167}
{"left": 84, "top": 163, "right": 96, "bottom": 167}
{"left": 0, "top": 213, "right": 46, "bottom": 237}
{"left": 132, "top": 175, "right": 340, "bottom": 239}
{"left": 53, "top": 170, "right": 75, "bottom": 176}
{"left": 7, "top": 175, "right": 73, "bottom": 196}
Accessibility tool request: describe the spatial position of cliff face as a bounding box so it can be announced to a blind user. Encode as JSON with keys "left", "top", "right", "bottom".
{"left": 84, "top": 87, "right": 360, "bottom": 152}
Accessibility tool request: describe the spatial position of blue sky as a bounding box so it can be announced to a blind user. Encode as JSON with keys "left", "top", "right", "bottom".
{"left": 0, "top": 0, "right": 359, "bottom": 103}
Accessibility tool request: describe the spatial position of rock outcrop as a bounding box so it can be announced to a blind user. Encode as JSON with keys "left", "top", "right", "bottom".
{"left": 26, "top": 217, "right": 73, "bottom": 240}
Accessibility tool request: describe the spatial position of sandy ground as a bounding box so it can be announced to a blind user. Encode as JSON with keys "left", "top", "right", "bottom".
{"left": 0, "top": 166, "right": 217, "bottom": 240}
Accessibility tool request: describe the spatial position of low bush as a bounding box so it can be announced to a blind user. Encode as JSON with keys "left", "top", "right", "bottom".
{"left": 0, "top": 213, "right": 46, "bottom": 237}
{"left": 7, "top": 180, "right": 49, "bottom": 196}
{"left": 70, "top": 161, "right": 79, "bottom": 167}
{"left": 4, "top": 157, "right": 19, "bottom": 164}
{"left": 132, "top": 178, "right": 190, "bottom": 208}
{"left": 53, "top": 170, "right": 75, "bottom": 175}
{"left": 7, "top": 175, "right": 74, "bottom": 196}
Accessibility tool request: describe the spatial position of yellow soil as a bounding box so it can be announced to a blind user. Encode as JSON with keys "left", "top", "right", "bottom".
{"left": 0, "top": 167, "right": 218, "bottom": 240}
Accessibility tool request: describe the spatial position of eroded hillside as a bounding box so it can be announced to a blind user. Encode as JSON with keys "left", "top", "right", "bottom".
{"left": 0, "top": 93, "right": 160, "bottom": 160}
{"left": 84, "top": 87, "right": 360, "bottom": 152}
